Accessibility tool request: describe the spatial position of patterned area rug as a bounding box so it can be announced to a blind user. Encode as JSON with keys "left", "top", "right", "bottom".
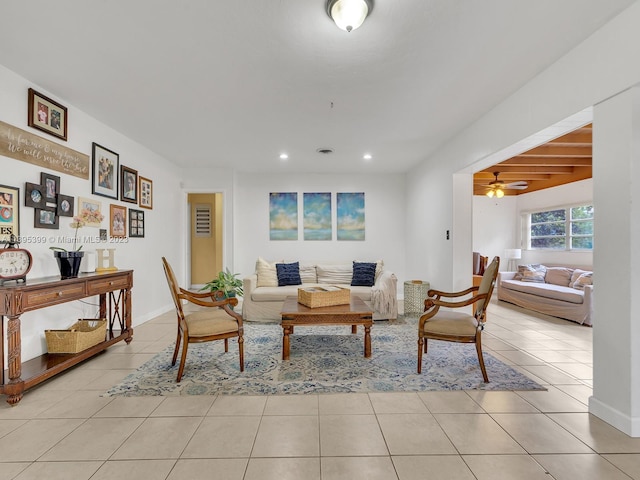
{"left": 104, "top": 322, "right": 544, "bottom": 396}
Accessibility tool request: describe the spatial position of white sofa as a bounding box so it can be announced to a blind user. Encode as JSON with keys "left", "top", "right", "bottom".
{"left": 242, "top": 260, "right": 398, "bottom": 323}
{"left": 497, "top": 265, "right": 593, "bottom": 326}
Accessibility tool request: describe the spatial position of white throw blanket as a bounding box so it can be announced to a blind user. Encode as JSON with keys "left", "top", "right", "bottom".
{"left": 372, "top": 272, "right": 398, "bottom": 318}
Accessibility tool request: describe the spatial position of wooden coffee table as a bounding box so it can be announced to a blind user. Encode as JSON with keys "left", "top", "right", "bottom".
{"left": 280, "top": 296, "right": 374, "bottom": 360}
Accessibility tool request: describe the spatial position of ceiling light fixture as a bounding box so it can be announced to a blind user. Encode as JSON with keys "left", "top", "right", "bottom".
{"left": 363, "top": 153, "right": 372, "bottom": 160}
{"left": 279, "top": 153, "right": 289, "bottom": 160}
{"left": 326, "top": 0, "right": 373, "bottom": 32}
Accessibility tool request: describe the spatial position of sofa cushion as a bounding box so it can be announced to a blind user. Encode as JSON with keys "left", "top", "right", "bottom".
{"left": 317, "top": 264, "right": 353, "bottom": 284}
{"left": 256, "top": 257, "right": 280, "bottom": 287}
{"left": 545, "top": 267, "right": 574, "bottom": 287}
{"left": 351, "top": 261, "right": 376, "bottom": 287}
{"left": 299, "top": 264, "right": 317, "bottom": 283}
{"left": 276, "top": 262, "right": 302, "bottom": 286}
{"left": 251, "top": 284, "right": 302, "bottom": 301}
{"left": 569, "top": 269, "right": 592, "bottom": 288}
{"left": 514, "top": 264, "right": 547, "bottom": 283}
{"left": 572, "top": 271, "right": 593, "bottom": 290}
{"left": 501, "top": 279, "right": 584, "bottom": 304}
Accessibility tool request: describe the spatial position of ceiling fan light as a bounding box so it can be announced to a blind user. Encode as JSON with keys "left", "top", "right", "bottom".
{"left": 327, "top": 0, "right": 372, "bottom": 32}
{"left": 496, "top": 188, "right": 505, "bottom": 198}
{"left": 486, "top": 190, "right": 495, "bottom": 198}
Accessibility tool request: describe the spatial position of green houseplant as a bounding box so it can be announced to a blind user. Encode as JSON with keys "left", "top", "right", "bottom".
{"left": 201, "top": 268, "right": 244, "bottom": 298}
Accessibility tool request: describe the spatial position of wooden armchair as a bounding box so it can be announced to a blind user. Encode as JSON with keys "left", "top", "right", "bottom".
{"left": 417, "top": 256, "right": 500, "bottom": 382}
{"left": 162, "top": 257, "right": 244, "bottom": 382}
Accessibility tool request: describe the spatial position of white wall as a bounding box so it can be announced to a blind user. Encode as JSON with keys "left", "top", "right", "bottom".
{"left": 405, "top": 3, "right": 640, "bottom": 434}
{"left": 233, "top": 172, "right": 406, "bottom": 291}
{"left": 472, "top": 179, "right": 594, "bottom": 270}
{"left": 0, "top": 64, "right": 181, "bottom": 363}
{"left": 472, "top": 195, "right": 517, "bottom": 270}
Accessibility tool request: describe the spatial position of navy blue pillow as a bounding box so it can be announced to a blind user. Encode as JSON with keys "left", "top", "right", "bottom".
{"left": 276, "top": 262, "right": 302, "bottom": 286}
{"left": 351, "top": 261, "right": 376, "bottom": 287}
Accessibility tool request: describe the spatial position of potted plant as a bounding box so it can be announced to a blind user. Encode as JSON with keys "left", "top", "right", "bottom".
{"left": 201, "top": 268, "right": 244, "bottom": 299}
{"left": 50, "top": 208, "right": 104, "bottom": 279}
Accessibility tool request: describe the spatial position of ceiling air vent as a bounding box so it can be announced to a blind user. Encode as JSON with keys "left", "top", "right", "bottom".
{"left": 316, "top": 148, "right": 334, "bottom": 154}
{"left": 195, "top": 204, "right": 212, "bottom": 237}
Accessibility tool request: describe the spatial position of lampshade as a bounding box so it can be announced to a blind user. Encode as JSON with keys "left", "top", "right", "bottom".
{"left": 327, "top": 0, "right": 373, "bottom": 32}
{"left": 486, "top": 190, "right": 495, "bottom": 198}
{"left": 504, "top": 248, "right": 522, "bottom": 260}
{"left": 495, "top": 188, "right": 504, "bottom": 198}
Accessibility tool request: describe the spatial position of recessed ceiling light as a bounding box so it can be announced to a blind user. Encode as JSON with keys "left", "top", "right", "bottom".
{"left": 363, "top": 153, "right": 372, "bottom": 160}
{"left": 279, "top": 153, "right": 289, "bottom": 160}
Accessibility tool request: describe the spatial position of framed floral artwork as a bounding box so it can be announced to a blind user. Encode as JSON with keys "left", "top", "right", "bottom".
{"left": 139, "top": 176, "right": 153, "bottom": 209}
{"left": 27, "top": 88, "right": 68, "bottom": 141}
{"left": 92, "top": 143, "right": 119, "bottom": 199}
{"left": 77, "top": 197, "right": 103, "bottom": 227}
{"left": 110, "top": 204, "right": 127, "bottom": 238}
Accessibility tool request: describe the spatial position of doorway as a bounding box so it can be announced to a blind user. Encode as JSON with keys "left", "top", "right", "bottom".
{"left": 188, "top": 193, "right": 223, "bottom": 287}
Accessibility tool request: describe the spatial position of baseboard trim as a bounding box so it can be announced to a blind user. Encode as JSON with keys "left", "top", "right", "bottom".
{"left": 589, "top": 395, "right": 640, "bottom": 437}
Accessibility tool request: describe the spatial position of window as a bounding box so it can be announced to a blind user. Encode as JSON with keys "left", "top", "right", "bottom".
{"left": 528, "top": 204, "right": 593, "bottom": 250}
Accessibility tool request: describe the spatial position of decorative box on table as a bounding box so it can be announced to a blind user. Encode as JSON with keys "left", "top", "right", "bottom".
{"left": 298, "top": 286, "right": 350, "bottom": 308}
{"left": 45, "top": 319, "right": 107, "bottom": 354}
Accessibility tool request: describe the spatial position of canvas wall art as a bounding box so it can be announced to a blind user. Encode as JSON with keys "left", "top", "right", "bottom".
{"left": 303, "top": 192, "right": 331, "bottom": 241}
{"left": 269, "top": 192, "right": 298, "bottom": 240}
{"left": 337, "top": 192, "right": 365, "bottom": 241}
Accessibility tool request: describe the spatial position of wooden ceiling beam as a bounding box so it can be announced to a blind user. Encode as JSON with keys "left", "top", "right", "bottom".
{"left": 478, "top": 166, "right": 576, "bottom": 175}
{"left": 519, "top": 145, "right": 592, "bottom": 157}
{"left": 501, "top": 157, "right": 592, "bottom": 167}
{"left": 474, "top": 172, "right": 550, "bottom": 182}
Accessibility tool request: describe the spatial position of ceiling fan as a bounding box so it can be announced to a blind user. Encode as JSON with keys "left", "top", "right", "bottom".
{"left": 484, "top": 172, "right": 528, "bottom": 198}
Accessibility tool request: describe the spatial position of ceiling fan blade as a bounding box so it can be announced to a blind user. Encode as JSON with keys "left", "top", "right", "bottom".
{"left": 505, "top": 181, "right": 528, "bottom": 188}
{"left": 505, "top": 184, "right": 528, "bottom": 190}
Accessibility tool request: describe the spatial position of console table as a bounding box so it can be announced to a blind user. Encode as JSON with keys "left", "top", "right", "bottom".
{"left": 0, "top": 270, "right": 133, "bottom": 405}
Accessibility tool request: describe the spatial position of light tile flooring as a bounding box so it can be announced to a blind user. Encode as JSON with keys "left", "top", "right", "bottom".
{"left": 1, "top": 300, "right": 640, "bottom": 479}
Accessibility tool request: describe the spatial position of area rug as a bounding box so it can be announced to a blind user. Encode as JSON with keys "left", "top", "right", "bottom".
{"left": 104, "top": 322, "right": 544, "bottom": 397}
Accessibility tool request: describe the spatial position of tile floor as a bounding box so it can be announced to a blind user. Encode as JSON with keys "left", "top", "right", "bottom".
{"left": 1, "top": 300, "right": 640, "bottom": 479}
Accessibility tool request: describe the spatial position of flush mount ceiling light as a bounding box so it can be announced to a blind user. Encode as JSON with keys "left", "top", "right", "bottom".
{"left": 326, "top": 0, "right": 373, "bottom": 32}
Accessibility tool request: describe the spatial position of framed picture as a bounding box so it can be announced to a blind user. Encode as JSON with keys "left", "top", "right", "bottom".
{"left": 0, "top": 184, "right": 20, "bottom": 243}
{"left": 40, "top": 172, "right": 60, "bottom": 203}
{"left": 78, "top": 197, "right": 102, "bottom": 227}
{"left": 92, "top": 142, "right": 119, "bottom": 199}
{"left": 139, "top": 176, "right": 153, "bottom": 209}
{"left": 34, "top": 207, "right": 59, "bottom": 229}
{"left": 27, "top": 88, "right": 68, "bottom": 141}
{"left": 25, "top": 182, "right": 45, "bottom": 208}
{"left": 57, "top": 194, "right": 74, "bottom": 217}
{"left": 128, "top": 208, "right": 145, "bottom": 238}
{"left": 120, "top": 165, "right": 138, "bottom": 203}
{"left": 110, "top": 204, "right": 127, "bottom": 238}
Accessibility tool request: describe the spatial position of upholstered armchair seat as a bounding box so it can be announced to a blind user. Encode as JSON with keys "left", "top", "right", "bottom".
{"left": 184, "top": 310, "right": 241, "bottom": 337}
{"left": 420, "top": 311, "right": 479, "bottom": 336}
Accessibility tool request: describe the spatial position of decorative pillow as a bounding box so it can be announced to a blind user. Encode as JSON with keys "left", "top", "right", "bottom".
{"left": 256, "top": 257, "right": 279, "bottom": 287}
{"left": 276, "top": 262, "right": 302, "bottom": 286}
{"left": 316, "top": 264, "right": 353, "bottom": 284}
{"left": 569, "top": 269, "right": 590, "bottom": 288}
{"left": 545, "top": 267, "right": 574, "bottom": 287}
{"left": 351, "top": 261, "right": 377, "bottom": 287}
{"left": 572, "top": 271, "right": 593, "bottom": 290}
{"left": 514, "top": 264, "right": 547, "bottom": 283}
{"left": 356, "top": 259, "right": 384, "bottom": 281}
{"left": 299, "top": 264, "right": 317, "bottom": 283}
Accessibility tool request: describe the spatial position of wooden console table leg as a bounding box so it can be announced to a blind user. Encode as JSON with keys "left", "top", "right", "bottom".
{"left": 351, "top": 325, "right": 357, "bottom": 334}
{"left": 364, "top": 325, "right": 371, "bottom": 358}
{"left": 282, "top": 325, "right": 292, "bottom": 360}
{"left": 6, "top": 314, "right": 24, "bottom": 405}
